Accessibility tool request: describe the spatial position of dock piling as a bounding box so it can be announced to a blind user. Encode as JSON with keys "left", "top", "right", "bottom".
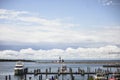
{"left": 49, "top": 67, "right": 51, "bottom": 73}
{"left": 71, "top": 75, "right": 75, "bottom": 80}
{"left": 46, "top": 68, "right": 48, "bottom": 78}
{"left": 12, "top": 66, "right": 120, "bottom": 80}
{"left": 39, "top": 74, "right": 42, "bottom": 80}
{"left": 69, "top": 68, "right": 74, "bottom": 80}
{"left": 39, "top": 75, "right": 42, "bottom": 80}
{"left": 24, "top": 74, "right": 27, "bottom": 80}
{"left": 8, "top": 75, "right": 11, "bottom": 80}
{"left": 87, "top": 67, "right": 90, "bottom": 80}
{"left": 5, "top": 76, "right": 7, "bottom": 80}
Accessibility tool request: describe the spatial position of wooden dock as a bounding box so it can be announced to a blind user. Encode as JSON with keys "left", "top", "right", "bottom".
{"left": 27, "top": 72, "right": 96, "bottom": 75}
{"left": 5, "top": 67, "right": 120, "bottom": 80}
{"left": 23, "top": 67, "right": 120, "bottom": 75}
{"left": 16, "top": 67, "right": 120, "bottom": 80}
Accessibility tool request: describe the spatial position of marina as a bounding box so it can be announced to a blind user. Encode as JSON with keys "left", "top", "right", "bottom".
{"left": 0, "top": 60, "right": 120, "bottom": 80}
{"left": 0, "top": 0, "right": 120, "bottom": 80}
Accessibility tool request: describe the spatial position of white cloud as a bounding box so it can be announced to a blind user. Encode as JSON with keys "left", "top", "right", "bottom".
{"left": 99, "top": 0, "right": 120, "bottom": 6}
{"left": 0, "top": 9, "right": 77, "bottom": 28}
{"left": 0, "top": 24, "right": 120, "bottom": 44}
{"left": 0, "top": 9, "right": 120, "bottom": 45}
{"left": 0, "top": 9, "right": 28, "bottom": 14}
{"left": 0, "top": 45, "right": 120, "bottom": 60}
{"left": 0, "top": 9, "right": 28, "bottom": 21}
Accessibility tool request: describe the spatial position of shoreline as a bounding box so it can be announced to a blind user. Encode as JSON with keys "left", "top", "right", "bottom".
{"left": 0, "top": 59, "right": 35, "bottom": 62}
{"left": 0, "top": 59, "right": 120, "bottom": 64}
{"left": 36, "top": 61, "right": 120, "bottom": 64}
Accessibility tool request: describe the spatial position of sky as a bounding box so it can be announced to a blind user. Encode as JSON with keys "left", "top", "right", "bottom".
{"left": 0, "top": 0, "right": 120, "bottom": 60}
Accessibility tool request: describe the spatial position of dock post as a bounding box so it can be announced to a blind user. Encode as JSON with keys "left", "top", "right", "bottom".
{"left": 46, "top": 69, "right": 48, "bottom": 78}
{"left": 41, "top": 75, "right": 43, "bottom": 80}
{"left": 107, "top": 75, "right": 109, "bottom": 80}
{"left": 81, "top": 69, "right": 85, "bottom": 76}
{"left": 39, "top": 75, "right": 40, "bottom": 80}
{"left": 58, "top": 67, "right": 60, "bottom": 73}
{"left": 107, "top": 67, "right": 109, "bottom": 72}
{"left": 37, "top": 69, "right": 39, "bottom": 74}
{"left": 95, "top": 69, "right": 96, "bottom": 73}
{"left": 34, "top": 69, "right": 37, "bottom": 75}
{"left": 39, "top": 69, "right": 41, "bottom": 73}
{"left": 34, "top": 69, "right": 35, "bottom": 75}
{"left": 8, "top": 75, "right": 11, "bottom": 80}
{"left": 78, "top": 67, "right": 80, "bottom": 73}
{"left": 51, "top": 76, "right": 54, "bottom": 80}
{"left": 58, "top": 67, "right": 60, "bottom": 76}
{"left": 49, "top": 67, "right": 51, "bottom": 73}
{"left": 69, "top": 68, "right": 72, "bottom": 73}
{"left": 24, "top": 73, "right": 27, "bottom": 80}
{"left": 69, "top": 68, "right": 74, "bottom": 80}
{"left": 54, "top": 75, "right": 58, "bottom": 80}
{"left": 40, "top": 75, "right": 42, "bottom": 80}
{"left": 110, "top": 68, "right": 111, "bottom": 73}
{"left": 40, "top": 74, "right": 42, "bottom": 80}
{"left": 87, "top": 67, "right": 90, "bottom": 80}
{"left": 39, "top": 75, "right": 41, "bottom": 80}
{"left": 24, "top": 68, "right": 28, "bottom": 74}
{"left": 5, "top": 76, "right": 7, "bottom": 80}
{"left": 71, "top": 75, "right": 75, "bottom": 80}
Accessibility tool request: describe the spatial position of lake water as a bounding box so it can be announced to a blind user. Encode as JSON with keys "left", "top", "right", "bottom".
{"left": 0, "top": 61, "right": 118, "bottom": 80}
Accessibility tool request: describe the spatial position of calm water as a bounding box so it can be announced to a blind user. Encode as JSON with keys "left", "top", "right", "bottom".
{"left": 0, "top": 61, "right": 118, "bottom": 80}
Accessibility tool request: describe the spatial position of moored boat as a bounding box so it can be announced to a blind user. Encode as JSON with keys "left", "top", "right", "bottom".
{"left": 109, "top": 73, "right": 120, "bottom": 80}
{"left": 60, "top": 64, "right": 67, "bottom": 72}
{"left": 93, "top": 73, "right": 107, "bottom": 80}
{"left": 14, "top": 61, "right": 24, "bottom": 75}
{"left": 109, "top": 77, "right": 116, "bottom": 80}
{"left": 103, "top": 64, "right": 120, "bottom": 67}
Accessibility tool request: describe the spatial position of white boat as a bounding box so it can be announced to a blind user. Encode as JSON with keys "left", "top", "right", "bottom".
{"left": 14, "top": 61, "right": 24, "bottom": 75}
{"left": 93, "top": 73, "right": 107, "bottom": 80}
{"left": 60, "top": 64, "right": 67, "bottom": 72}
{"left": 109, "top": 73, "right": 120, "bottom": 80}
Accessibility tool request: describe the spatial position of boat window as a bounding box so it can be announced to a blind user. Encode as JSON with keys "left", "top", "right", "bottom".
{"left": 16, "top": 66, "right": 23, "bottom": 68}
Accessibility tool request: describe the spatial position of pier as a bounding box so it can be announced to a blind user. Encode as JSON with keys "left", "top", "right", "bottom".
{"left": 4, "top": 67, "right": 120, "bottom": 80}
{"left": 11, "top": 66, "right": 120, "bottom": 80}
{"left": 3, "top": 58, "right": 120, "bottom": 80}
{"left": 25, "top": 68, "right": 120, "bottom": 75}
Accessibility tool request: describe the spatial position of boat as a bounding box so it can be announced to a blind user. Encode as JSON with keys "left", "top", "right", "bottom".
{"left": 93, "top": 73, "right": 107, "bottom": 80}
{"left": 53, "top": 56, "right": 64, "bottom": 63}
{"left": 60, "top": 64, "right": 67, "bottom": 72}
{"left": 109, "top": 77, "right": 116, "bottom": 80}
{"left": 103, "top": 64, "right": 120, "bottom": 67}
{"left": 14, "top": 61, "right": 24, "bottom": 75}
{"left": 109, "top": 73, "right": 120, "bottom": 80}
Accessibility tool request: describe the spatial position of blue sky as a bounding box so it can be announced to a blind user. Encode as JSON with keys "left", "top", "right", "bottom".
{"left": 0, "top": 0, "right": 120, "bottom": 26}
{"left": 0, "top": 0, "right": 120, "bottom": 59}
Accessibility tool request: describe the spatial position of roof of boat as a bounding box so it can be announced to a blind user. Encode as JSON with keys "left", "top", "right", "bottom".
{"left": 15, "top": 61, "right": 24, "bottom": 66}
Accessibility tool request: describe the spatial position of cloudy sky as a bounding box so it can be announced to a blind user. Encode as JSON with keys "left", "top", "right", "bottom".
{"left": 0, "top": 0, "right": 120, "bottom": 60}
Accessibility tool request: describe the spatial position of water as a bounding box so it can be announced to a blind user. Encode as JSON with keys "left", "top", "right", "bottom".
{"left": 0, "top": 61, "right": 118, "bottom": 80}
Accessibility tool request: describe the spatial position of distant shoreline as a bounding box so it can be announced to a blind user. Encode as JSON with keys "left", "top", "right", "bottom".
{"left": 0, "top": 59, "right": 35, "bottom": 62}
{"left": 37, "top": 61, "right": 120, "bottom": 64}
{"left": 0, "top": 59, "right": 120, "bottom": 64}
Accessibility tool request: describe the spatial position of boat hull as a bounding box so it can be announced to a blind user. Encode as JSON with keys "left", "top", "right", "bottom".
{"left": 14, "top": 69, "right": 24, "bottom": 75}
